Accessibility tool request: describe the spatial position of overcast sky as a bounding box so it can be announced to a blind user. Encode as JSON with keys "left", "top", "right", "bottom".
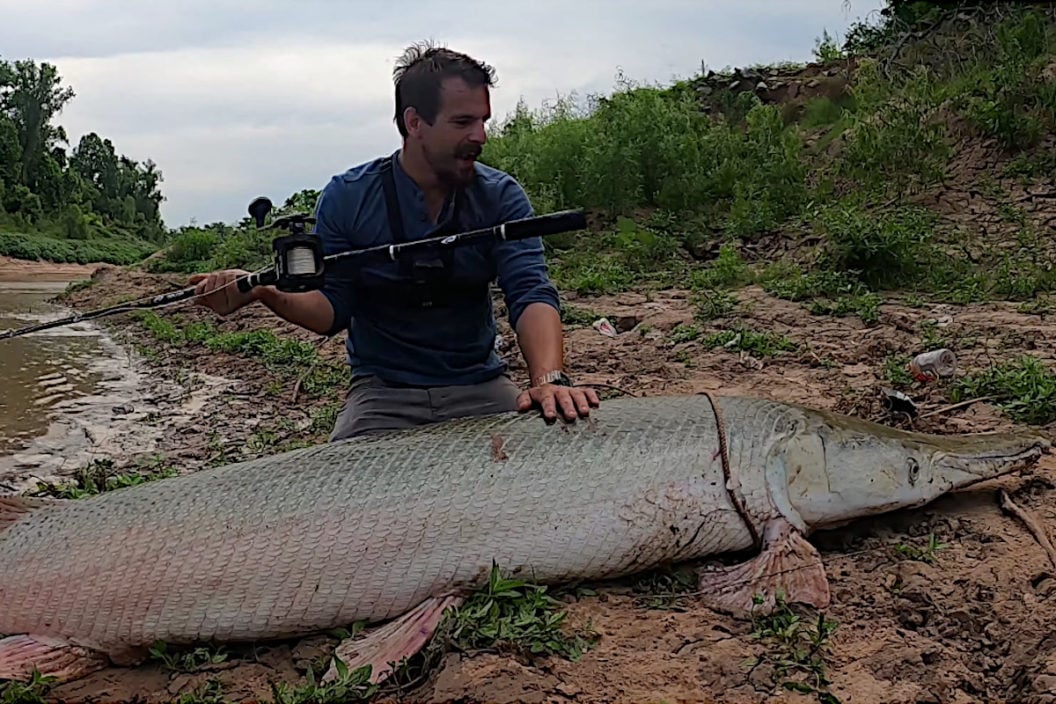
{"left": 1, "top": 0, "right": 885, "bottom": 228}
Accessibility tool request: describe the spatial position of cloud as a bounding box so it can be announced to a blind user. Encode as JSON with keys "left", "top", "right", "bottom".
{"left": 0, "top": 0, "right": 886, "bottom": 227}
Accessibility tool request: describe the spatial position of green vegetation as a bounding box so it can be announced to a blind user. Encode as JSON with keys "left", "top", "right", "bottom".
{"left": 951, "top": 354, "right": 1056, "bottom": 425}
{"left": 0, "top": 57, "right": 164, "bottom": 263}
{"left": 148, "top": 641, "right": 229, "bottom": 673}
{"left": 24, "top": 457, "right": 178, "bottom": 499}
{"left": 474, "top": 2, "right": 1056, "bottom": 316}
{"left": 749, "top": 592, "right": 840, "bottom": 703}
{"left": 0, "top": 671, "right": 52, "bottom": 704}
{"left": 8, "top": 1, "right": 1056, "bottom": 317}
{"left": 135, "top": 310, "right": 351, "bottom": 399}
{"left": 894, "top": 533, "right": 949, "bottom": 564}
{"left": 0, "top": 53, "right": 318, "bottom": 269}
{"left": 443, "top": 563, "right": 598, "bottom": 661}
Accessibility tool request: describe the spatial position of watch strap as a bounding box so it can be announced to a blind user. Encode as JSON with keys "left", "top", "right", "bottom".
{"left": 536, "top": 369, "right": 572, "bottom": 386}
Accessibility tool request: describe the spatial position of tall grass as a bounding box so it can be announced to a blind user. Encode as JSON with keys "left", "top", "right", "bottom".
{"left": 0, "top": 231, "right": 155, "bottom": 265}
{"left": 482, "top": 76, "right": 808, "bottom": 237}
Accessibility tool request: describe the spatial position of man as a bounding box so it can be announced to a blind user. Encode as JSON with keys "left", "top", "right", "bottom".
{"left": 189, "top": 41, "right": 600, "bottom": 440}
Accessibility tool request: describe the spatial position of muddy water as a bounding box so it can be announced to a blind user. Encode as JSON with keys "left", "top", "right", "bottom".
{"left": 0, "top": 282, "right": 108, "bottom": 452}
{"left": 0, "top": 280, "right": 168, "bottom": 493}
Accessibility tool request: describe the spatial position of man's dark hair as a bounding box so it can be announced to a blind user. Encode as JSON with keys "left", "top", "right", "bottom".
{"left": 393, "top": 40, "right": 496, "bottom": 137}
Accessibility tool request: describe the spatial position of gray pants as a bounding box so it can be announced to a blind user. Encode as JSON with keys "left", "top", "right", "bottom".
{"left": 329, "top": 373, "right": 522, "bottom": 442}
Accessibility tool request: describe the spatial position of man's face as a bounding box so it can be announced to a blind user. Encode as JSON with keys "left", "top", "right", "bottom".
{"left": 416, "top": 76, "right": 490, "bottom": 187}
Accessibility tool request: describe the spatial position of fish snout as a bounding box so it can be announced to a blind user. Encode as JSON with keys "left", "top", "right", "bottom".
{"left": 935, "top": 433, "right": 1051, "bottom": 485}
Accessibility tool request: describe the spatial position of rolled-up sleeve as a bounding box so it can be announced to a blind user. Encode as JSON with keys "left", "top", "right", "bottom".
{"left": 491, "top": 177, "right": 561, "bottom": 329}
{"left": 313, "top": 178, "right": 355, "bottom": 337}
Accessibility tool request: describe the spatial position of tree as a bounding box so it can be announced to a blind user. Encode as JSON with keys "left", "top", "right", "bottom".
{"left": 0, "top": 55, "right": 166, "bottom": 241}
{"left": 0, "top": 59, "right": 75, "bottom": 198}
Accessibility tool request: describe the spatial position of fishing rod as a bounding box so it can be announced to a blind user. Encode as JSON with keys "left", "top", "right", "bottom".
{"left": 0, "top": 196, "right": 588, "bottom": 341}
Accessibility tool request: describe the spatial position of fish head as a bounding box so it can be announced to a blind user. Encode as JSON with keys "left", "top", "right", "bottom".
{"left": 783, "top": 409, "right": 1051, "bottom": 529}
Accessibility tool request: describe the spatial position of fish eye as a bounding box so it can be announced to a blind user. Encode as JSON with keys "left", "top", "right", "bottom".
{"left": 907, "top": 458, "right": 920, "bottom": 484}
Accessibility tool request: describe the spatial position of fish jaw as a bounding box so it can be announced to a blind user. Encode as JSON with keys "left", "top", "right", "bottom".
{"left": 780, "top": 408, "right": 1051, "bottom": 530}
{"left": 928, "top": 430, "right": 1051, "bottom": 487}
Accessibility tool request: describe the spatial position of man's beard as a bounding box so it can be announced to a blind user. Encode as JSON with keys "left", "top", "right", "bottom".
{"left": 424, "top": 143, "right": 480, "bottom": 187}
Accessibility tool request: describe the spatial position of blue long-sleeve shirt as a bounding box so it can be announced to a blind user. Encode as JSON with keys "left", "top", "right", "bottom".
{"left": 312, "top": 150, "right": 561, "bottom": 387}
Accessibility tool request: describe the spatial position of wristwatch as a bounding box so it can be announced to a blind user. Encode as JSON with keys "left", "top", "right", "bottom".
{"left": 536, "top": 369, "right": 572, "bottom": 387}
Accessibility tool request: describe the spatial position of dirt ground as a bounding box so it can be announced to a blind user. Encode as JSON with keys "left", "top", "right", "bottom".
{"left": 7, "top": 264, "right": 1050, "bottom": 704}
{"left": 0, "top": 255, "right": 105, "bottom": 282}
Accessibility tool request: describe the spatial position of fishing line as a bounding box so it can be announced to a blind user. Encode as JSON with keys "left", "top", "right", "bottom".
{"left": 0, "top": 270, "right": 259, "bottom": 341}
{"left": 285, "top": 247, "right": 319, "bottom": 277}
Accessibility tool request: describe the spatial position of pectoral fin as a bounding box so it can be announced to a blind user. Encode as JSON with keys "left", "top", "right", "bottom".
{"left": 0, "top": 634, "right": 109, "bottom": 683}
{"left": 323, "top": 595, "right": 463, "bottom": 685}
{"left": 697, "top": 518, "right": 830, "bottom": 616}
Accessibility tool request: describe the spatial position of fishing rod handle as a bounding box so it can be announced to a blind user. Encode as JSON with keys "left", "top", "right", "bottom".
{"left": 236, "top": 268, "right": 278, "bottom": 293}
{"left": 501, "top": 209, "right": 587, "bottom": 240}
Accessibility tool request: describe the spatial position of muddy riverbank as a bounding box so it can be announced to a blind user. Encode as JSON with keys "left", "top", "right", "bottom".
{"left": 0, "top": 255, "right": 104, "bottom": 282}
{"left": 9, "top": 263, "right": 1053, "bottom": 704}
{"left": 0, "top": 262, "right": 200, "bottom": 495}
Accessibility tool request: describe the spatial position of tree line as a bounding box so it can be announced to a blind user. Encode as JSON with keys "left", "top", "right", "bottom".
{"left": 0, "top": 57, "right": 165, "bottom": 245}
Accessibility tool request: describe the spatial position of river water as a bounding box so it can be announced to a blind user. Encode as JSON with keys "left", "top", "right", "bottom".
{"left": 0, "top": 279, "right": 164, "bottom": 493}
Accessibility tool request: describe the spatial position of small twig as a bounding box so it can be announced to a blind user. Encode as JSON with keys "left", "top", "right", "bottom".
{"left": 999, "top": 489, "right": 1056, "bottom": 571}
{"left": 919, "top": 395, "right": 995, "bottom": 418}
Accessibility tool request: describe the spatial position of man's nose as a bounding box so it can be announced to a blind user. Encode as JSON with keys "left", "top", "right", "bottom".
{"left": 469, "top": 120, "right": 486, "bottom": 144}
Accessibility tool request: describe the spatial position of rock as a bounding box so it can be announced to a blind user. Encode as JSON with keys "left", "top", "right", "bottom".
{"left": 555, "top": 681, "right": 583, "bottom": 697}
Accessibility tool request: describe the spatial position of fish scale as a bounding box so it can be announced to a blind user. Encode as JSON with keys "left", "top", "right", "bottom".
{"left": 0, "top": 394, "right": 746, "bottom": 653}
{"left": 1, "top": 391, "right": 1048, "bottom": 686}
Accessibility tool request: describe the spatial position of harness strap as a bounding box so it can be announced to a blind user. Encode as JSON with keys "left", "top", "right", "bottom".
{"left": 379, "top": 155, "right": 412, "bottom": 278}
{"left": 361, "top": 155, "right": 487, "bottom": 308}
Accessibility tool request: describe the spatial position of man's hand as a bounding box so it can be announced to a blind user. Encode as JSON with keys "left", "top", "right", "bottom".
{"left": 517, "top": 382, "right": 600, "bottom": 422}
{"left": 189, "top": 270, "right": 259, "bottom": 316}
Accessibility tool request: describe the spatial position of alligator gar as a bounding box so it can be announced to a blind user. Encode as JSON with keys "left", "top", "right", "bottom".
{"left": 0, "top": 392, "right": 1048, "bottom": 685}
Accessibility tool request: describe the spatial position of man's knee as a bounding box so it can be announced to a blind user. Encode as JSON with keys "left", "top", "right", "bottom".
{"left": 328, "top": 376, "right": 431, "bottom": 442}
{"left": 435, "top": 374, "right": 521, "bottom": 422}
{"left": 486, "top": 374, "right": 521, "bottom": 412}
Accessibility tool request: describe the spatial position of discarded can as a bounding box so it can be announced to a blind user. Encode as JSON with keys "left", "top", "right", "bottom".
{"left": 909, "top": 348, "right": 956, "bottom": 381}
{"left": 880, "top": 387, "right": 918, "bottom": 418}
{"left": 593, "top": 317, "right": 618, "bottom": 337}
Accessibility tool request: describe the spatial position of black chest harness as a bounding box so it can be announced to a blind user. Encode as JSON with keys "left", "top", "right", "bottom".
{"left": 350, "top": 156, "right": 491, "bottom": 309}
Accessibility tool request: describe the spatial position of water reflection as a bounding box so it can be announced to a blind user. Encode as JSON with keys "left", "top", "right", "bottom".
{"left": 0, "top": 282, "right": 109, "bottom": 455}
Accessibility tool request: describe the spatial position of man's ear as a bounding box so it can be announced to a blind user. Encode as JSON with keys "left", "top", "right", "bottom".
{"left": 404, "top": 107, "right": 425, "bottom": 138}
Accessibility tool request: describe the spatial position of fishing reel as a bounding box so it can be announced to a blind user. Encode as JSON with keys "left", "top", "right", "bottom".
{"left": 236, "top": 196, "right": 326, "bottom": 293}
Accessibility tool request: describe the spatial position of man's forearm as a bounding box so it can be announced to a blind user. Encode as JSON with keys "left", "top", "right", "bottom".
{"left": 515, "top": 302, "right": 564, "bottom": 385}
{"left": 255, "top": 288, "right": 336, "bottom": 336}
